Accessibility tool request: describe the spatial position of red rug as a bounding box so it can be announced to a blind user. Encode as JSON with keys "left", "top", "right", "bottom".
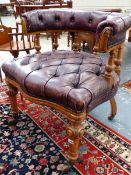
{"left": 0, "top": 83, "right": 130, "bottom": 175}
{"left": 121, "top": 80, "right": 131, "bottom": 93}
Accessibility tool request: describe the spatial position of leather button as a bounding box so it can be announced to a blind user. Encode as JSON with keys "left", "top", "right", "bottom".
{"left": 88, "top": 18, "right": 93, "bottom": 24}
{"left": 53, "top": 74, "right": 59, "bottom": 77}
{"left": 96, "top": 71, "right": 100, "bottom": 76}
{"left": 38, "top": 15, "right": 43, "bottom": 22}
{"left": 70, "top": 15, "right": 75, "bottom": 22}
{"left": 55, "top": 15, "right": 61, "bottom": 22}
{"left": 73, "top": 82, "right": 79, "bottom": 88}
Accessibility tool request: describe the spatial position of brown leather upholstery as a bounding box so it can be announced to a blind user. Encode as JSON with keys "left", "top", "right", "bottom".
{"left": 2, "top": 9, "right": 131, "bottom": 113}
{"left": 22, "top": 10, "right": 131, "bottom": 49}
{"left": 2, "top": 50, "right": 119, "bottom": 113}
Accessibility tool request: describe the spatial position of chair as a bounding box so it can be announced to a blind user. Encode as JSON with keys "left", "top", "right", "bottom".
{"left": 13, "top": 0, "right": 35, "bottom": 19}
{"left": 42, "top": 0, "right": 72, "bottom": 8}
{"left": 13, "top": 0, "right": 72, "bottom": 18}
{"left": 43, "top": 0, "right": 63, "bottom": 6}
{"left": 2, "top": 9, "right": 131, "bottom": 162}
{"left": 0, "top": 24, "right": 40, "bottom": 57}
{"left": 0, "top": 24, "right": 41, "bottom": 81}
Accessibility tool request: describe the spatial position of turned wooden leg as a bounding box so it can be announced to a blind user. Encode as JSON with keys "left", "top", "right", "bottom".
{"left": 104, "top": 50, "right": 115, "bottom": 88}
{"left": 34, "top": 34, "right": 41, "bottom": 54}
{"left": 66, "top": 121, "right": 85, "bottom": 162}
{"left": 108, "top": 97, "right": 117, "bottom": 120}
{"left": 114, "top": 45, "right": 124, "bottom": 77}
{"left": 6, "top": 82, "right": 18, "bottom": 125}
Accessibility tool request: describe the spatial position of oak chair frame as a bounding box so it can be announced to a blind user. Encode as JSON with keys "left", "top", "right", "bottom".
{"left": 5, "top": 18, "right": 124, "bottom": 162}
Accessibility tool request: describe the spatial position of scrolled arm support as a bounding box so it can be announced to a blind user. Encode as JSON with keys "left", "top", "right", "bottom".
{"left": 97, "top": 17, "right": 128, "bottom": 36}
{"left": 95, "top": 27, "right": 112, "bottom": 52}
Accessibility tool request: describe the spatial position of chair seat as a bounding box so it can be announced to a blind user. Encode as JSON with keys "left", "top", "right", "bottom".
{"left": 2, "top": 50, "right": 119, "bottom": 113}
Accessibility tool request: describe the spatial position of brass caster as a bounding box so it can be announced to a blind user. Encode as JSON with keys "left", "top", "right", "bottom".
{"left": 8, "top": 114, "right": 18, "bottom": 126}
{"left": 108, "top": 114, "right": 115, "bottom": 120}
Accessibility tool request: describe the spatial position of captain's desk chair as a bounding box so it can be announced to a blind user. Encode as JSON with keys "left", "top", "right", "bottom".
{"left": 2, "top": 9, "right": 131, "bottom": 161}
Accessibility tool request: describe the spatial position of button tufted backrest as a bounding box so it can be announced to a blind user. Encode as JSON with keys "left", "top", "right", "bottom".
{"left": 22, "top": 9, "right": 131, "bottom": 51}
{"left": 22, "top": 10, "right": 109, "bottom": 33}
{"left": 22, "top": 9, "right": 131, "bottom": 34}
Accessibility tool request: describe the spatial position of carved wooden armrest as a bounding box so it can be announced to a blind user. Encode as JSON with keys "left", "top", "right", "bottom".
{"left": 94, "top": 27, "right": 124, "bottom": 88}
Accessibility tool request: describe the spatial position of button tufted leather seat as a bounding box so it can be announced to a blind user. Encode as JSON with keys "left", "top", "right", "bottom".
{"left": 3, "top": 50, "right": 119, "bottom": 113}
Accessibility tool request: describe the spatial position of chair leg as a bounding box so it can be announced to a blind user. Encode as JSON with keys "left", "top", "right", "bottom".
{"left": 66, "top": 120, "right": 85, "bottom": 162}
{"left": 6, "top": 82, "right": 18, "bottom": 125}
{"left": 108, "top": 97, "right": 117, "bottom": 120}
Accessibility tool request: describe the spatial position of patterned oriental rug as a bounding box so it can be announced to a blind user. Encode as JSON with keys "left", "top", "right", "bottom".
{"left": 0, "top": 83, "right": 130, "bottom": 175}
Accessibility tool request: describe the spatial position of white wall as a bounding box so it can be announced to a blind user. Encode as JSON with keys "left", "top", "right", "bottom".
{"left": 0, "top": 0, "right": 10, "bottom": 3}
{"left": 72, "top": 0, "right": 131, "bottom": 11}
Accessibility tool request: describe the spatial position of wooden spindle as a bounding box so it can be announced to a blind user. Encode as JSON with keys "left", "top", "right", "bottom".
{"left": 28, "top": 35, "right": 31, "bottom": 48}
{"left": 9, "top": 34, "right": 13, "bottom": 50}
{"left": 16, "top": 34, "right": 19, "bottom": 51}
{"left": 67, "top": 32, "right": 70, "bottom": 47}
{"left": 114, "top": 44, "right": 124, "bottom": 77}
{"left": 104, "top": 50, "right": 115, "bottom": 88}
{"left": 22, "top": 34, "right": 26, "bottom": 50}
{"left": 52, "top": 32, "right": 59, "bottom": 50}
{"left": 34, "top": 33, "right": 41, "bottom": 53}
{"left": 72, "top": 32, "right": 79, "bottom": 51}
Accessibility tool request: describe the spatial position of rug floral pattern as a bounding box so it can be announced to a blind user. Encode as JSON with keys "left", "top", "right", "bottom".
{"left": 0, "top": 83, "right": 130, "bottom": 175}
{"left": 0, "top": 104, "right": 79, "bottom": 175}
